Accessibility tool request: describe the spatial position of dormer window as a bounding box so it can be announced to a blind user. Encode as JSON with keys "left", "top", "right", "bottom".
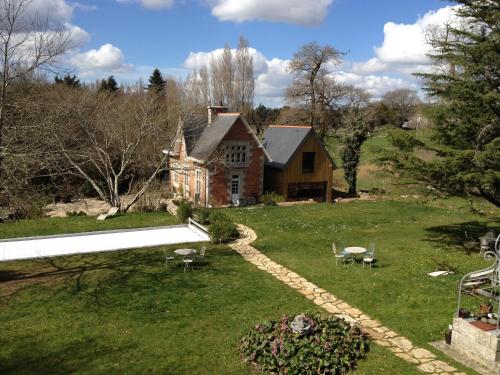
{"left": 225, "top": 143, "right": 248, "bottom": 165}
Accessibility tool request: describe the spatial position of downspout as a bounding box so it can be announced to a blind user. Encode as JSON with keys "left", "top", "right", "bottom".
{"left": 205, "top": 168, "right": 210, "bottom": 208}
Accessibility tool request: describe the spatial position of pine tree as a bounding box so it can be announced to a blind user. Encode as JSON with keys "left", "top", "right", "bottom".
{"left": 391, "top": 0, "right": 500, "bottom": 206}
{"left": 99, "top": 75, "right": 119, "bottom": 93}
{"left": 147, "top": 68, "right": 165, "bottom": 95}
{"left": 55, "top": 74, "right": 81, "bottom": 88}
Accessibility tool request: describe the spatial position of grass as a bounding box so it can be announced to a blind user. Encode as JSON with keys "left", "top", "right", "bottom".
{"left": 227, "top": 201, "right": 499, "bottom": 374}
{"left": 0, "top": 214, "right": 422, "bottom": 374}
{"left": 0, "top": 211, "right": 180, "bottom": 240}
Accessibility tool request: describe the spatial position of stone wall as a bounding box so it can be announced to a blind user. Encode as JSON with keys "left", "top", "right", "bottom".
{"left": 451, "top": 317, "right": 500, "bottom": 372}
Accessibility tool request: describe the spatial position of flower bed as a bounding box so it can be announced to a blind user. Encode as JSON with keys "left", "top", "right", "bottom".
{"left": 240, "top": 313, "right": 370, "bottom": 374}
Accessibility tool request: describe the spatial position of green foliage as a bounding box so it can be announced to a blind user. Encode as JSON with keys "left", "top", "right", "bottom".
{"left": 208, "top": 212, "right": 239, "bottom": 243}
{"left": 341, "top": 127, "right": 368, "bottom": 195}
{"left": 99, "top": 75, "right": 119, "bottom": 92}
{"left": 196, "top": 207, "right": 211, "bottom": 225}
{"left": 176, "top": 200, "right": 193, "bottom": 223}
{"left": 147, "top": 68, "right": 165, "bottom": 95}
{"left": 412, "top": 0, "right": 500, "bottom": 206}
{"left": 54, "top": 74, "right": 81, "bottom": 88}
{"left": 387, "top": 129, "right": 424, "bottom": 153}
{"left": 260, "top": 192, "right": 284, "bottom": 206}
{"left": 240, "top": 313, "right": 370, "bottom": 374}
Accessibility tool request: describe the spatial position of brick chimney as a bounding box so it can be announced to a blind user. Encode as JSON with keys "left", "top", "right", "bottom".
{"left": 207, "top": 105, "right": 228, "bottom": 125}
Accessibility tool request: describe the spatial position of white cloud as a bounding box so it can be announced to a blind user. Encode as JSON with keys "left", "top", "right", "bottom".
{"left": 334, "top": 71, "right": 418, "bottom": 100}
{"left": 211, "top": 0, "right": 333, "bottom": 25}
{"left": 71, "top": 44, "right": 133, "bottom": 72}
{"left": 116, "top": 0, "right": 173, "bottom": 10}
{"left": 351, "top": 5, "right": 461, "bottom": 77}
{"left": 26, "top": 0, "right": 74, "bottom": 28}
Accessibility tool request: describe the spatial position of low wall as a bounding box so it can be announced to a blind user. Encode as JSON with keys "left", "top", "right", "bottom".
{"left": 451, "top": 317, "right": 500, "bottom": 372}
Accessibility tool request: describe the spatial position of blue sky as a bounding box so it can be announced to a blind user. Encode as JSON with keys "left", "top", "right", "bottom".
{"left": 32, "top": 0, "right": 458, "bottom": 105}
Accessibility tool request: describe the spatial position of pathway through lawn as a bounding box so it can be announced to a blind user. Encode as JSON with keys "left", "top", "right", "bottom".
{"left": 229, "top": 224, "right": 468, "bottom": 375}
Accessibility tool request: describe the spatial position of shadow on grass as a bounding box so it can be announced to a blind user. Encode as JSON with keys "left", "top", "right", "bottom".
{"left": 0, "top": 335, "right": 134, "bottom": 375}
{"left": 425, "top": 220, "right": 500, "bottom": 252}
{"left": 0, "top": 246, "right": 228, "bottom": 305}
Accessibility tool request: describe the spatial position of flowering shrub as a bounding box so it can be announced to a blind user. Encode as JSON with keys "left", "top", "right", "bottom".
{"left": 240, "top": 313, "right": 369, "bottom": 374}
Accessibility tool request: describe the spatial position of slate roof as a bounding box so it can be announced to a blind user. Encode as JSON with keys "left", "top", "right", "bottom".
{"left": 262, "top": 125, "right": 335, "bottom": 170}
{"left": 262, "top": 126, "right": 313, "bottom": 169}
{"left": 187, "top": 114, "right": 240, "bottom": 161}
{"left": 182, "top": 114, "right": 209, "bottom": 155}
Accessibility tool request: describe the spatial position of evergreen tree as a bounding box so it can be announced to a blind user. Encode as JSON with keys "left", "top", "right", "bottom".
{"left": 147, "top": 68, "right": 165, "bottom": 94}
{"left": 390, "top": 0, "right": 499, "bottom": 206}
{"left": 99, "top": 75, "right": 119, "bottom": 93}
{"left": 54, "top": 74, "right": 81, "bottom": 88}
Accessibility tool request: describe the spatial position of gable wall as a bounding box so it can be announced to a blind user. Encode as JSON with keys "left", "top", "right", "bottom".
{"left": 281, "top": 134, "right": 333, "bottom": 201}
{"left": 209, "top": 117, "right": 264, "bottom": 205}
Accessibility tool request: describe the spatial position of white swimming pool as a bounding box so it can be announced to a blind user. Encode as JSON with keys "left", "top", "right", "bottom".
{"left": 0, "top": 221, "right": 210, "bottom": 262}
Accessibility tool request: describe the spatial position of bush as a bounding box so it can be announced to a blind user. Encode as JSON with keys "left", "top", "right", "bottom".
{"left": 209, "top": 219, "right": 239, "bottom": 243}
{"left": 240, "top": 313, "right": 370, "bottom": 374}
{"left": 177, "top": 200, "right": 193, "bottom": 223}
{"left": 209, "top": 210, "right": 230, "bottom": 223}
{"left": 196, "top": 208, "right": 211, "bottom": 225}
{"left": 260, "top": 192, "right": 284, "bottom": 206}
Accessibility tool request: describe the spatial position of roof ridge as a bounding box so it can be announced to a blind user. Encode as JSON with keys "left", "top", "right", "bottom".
{"left": 269, "top": 124, "right": 312, "bottom": 128}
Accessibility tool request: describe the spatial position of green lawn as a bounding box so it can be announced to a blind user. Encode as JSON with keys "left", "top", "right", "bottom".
{"left": 0, "top": 212, "right": 180, "bottom": 240}
{"left": 227, "top": 200, "right": 499, "bottom": 374}
{"left": 0, "top": 214, "right": 421, "bottom": 374}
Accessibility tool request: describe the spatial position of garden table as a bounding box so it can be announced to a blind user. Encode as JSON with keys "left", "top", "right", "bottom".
{"left": 344, "top": 247, "right": 367, "bottom": 262}
{"left": 175, "top": 248, "right": 197, "bottom": 256}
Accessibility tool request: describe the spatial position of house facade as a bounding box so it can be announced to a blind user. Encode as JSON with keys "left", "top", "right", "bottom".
{"left": 166, "top": 106, "right": 270, "bottom": 207}
{"left": 262, "top": 125, "right": 334, "bottom": 202}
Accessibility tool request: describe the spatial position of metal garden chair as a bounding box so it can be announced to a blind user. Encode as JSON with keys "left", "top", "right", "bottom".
{"left": 332, "top": 242, "right": 352, "bottom": 266}
{"left": 362, "top": 242, "right": 376, "bottom": 268}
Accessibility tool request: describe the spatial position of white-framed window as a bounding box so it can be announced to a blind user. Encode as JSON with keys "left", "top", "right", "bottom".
{"left": 225, "top": 143, "right": 248, "bottom": 165}
{"left": 183, "top": 169, "right": 189, "bottom": 192}
{"left": 195, "top": 170, "right": 202, "bottom": 195}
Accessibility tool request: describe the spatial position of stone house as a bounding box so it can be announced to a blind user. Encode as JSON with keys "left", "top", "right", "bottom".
{"left": 165, "top": 106, "right": 270, "bottom": 207}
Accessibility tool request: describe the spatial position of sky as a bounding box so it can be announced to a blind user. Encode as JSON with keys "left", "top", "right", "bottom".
{"left": 26, "top": 0, "right": 459, "bottom": 106}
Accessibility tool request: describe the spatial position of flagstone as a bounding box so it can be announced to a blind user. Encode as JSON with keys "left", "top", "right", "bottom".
{"left": 229, "top": 224, "right": 463, "bottom": 375}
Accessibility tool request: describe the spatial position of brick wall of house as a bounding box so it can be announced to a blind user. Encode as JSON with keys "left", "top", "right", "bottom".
{"left": 209, "top": 117, "right": 264, "bottom": 205}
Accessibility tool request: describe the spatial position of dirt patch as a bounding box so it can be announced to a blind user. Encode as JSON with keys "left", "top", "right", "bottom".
{"left": 45, "top": 198, "right": 110, "bottom": 217}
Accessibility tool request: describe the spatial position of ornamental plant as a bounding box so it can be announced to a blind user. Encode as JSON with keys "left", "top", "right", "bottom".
{"left": 240, "top": 313, "right": 369, "bottom": 374}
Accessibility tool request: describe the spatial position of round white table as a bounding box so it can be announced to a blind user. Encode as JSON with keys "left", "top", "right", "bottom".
{"left": 175, "top": 248, "right": 197, "bottom": 256}
{"left": 344, "top": 247, "right": 367, "bottom": 255}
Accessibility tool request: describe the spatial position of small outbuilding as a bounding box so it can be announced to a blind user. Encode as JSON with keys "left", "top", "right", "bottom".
{"left": 262, "top": 125, "right": 335, "bottom": 202}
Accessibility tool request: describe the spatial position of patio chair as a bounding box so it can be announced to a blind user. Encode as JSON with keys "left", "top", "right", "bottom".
{"left": 332, "top": 242, "right": 352, "bottom": 266}
{"left": 362, "top": 243, "right": 376, "bottom": 268}
{"left": 164, "top": 249, "right": 176, "bottom": 269}
{"left": 183, "top": 255, "right": 194, "bottom": 272}
{"left": 479, "top": 231, "right": 496, "bottom": 255}
{"left": 197, "top": 246, "right": 206, "bottom": 262}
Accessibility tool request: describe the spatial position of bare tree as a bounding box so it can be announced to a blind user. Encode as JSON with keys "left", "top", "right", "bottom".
{"left": 382, "top": 88, "right": 420, "bottom": 126}
{"left": 43, "top": 89, "right": 175, "bottom": 212}
{"left": 234, "top": 36, "right": 254, "bottom": 116}
{"left": 187, "top": 38, "right": 255, "bottom": 113}
{"left": 0, "top": 0, "right": 74, "bottom": 182}
{"left": 288, "top": 42, "right": 345, "bottom": 126}
{"left": 286, "top": 68, "right": 345, "bottom": 138}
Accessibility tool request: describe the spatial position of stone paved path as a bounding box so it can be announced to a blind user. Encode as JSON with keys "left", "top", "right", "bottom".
{"left": 229, "top": 224, "right": 468, "bottom": 375}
